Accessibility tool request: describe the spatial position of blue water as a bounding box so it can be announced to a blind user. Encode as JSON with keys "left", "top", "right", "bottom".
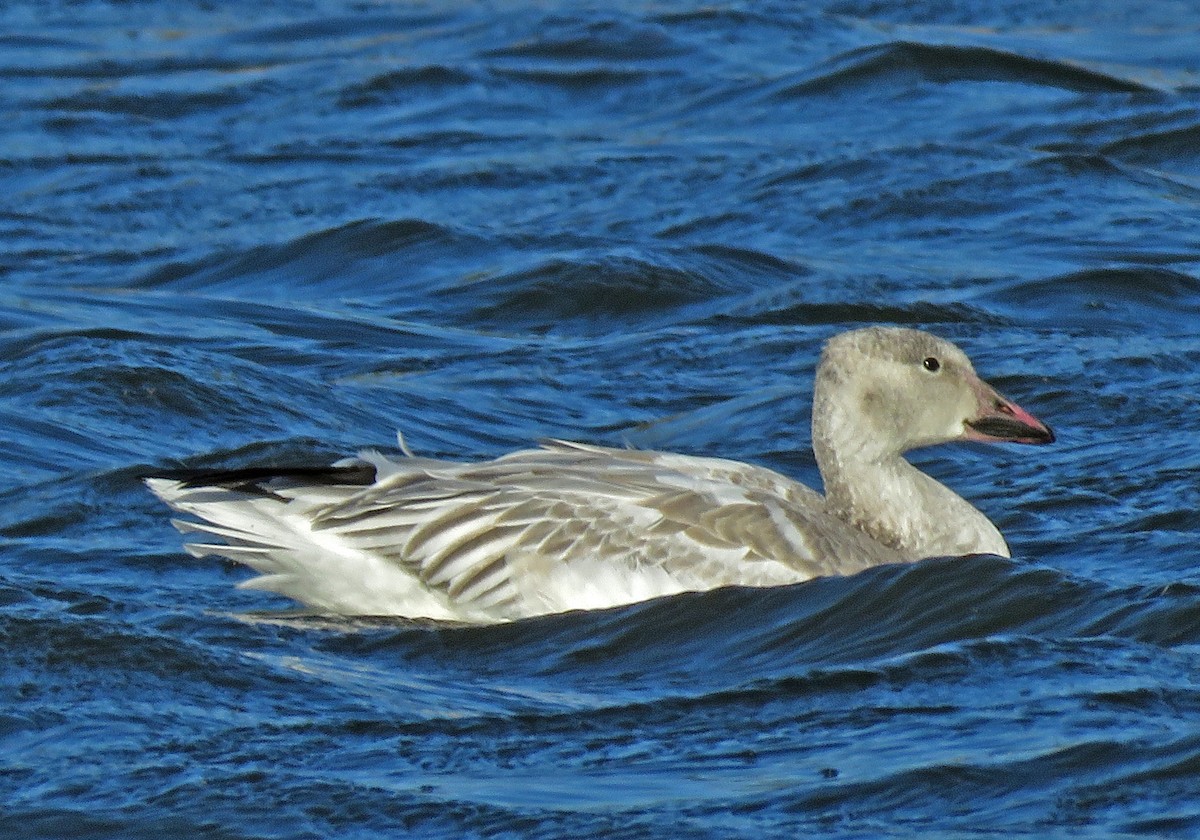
{"left": 4, "top": 1, "right": 1200, "bottom": 836}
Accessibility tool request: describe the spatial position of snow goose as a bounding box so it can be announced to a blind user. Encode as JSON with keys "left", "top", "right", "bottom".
{"left": 145, "top": 326, "right": 1053, "bottom": 622}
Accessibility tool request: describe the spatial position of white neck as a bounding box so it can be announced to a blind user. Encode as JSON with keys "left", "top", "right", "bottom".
{"left": 812, "top": 368, "right": 1010, "bottom": 560}
{"left": 817, "top": 450, "right": 1009, "bottom": 560}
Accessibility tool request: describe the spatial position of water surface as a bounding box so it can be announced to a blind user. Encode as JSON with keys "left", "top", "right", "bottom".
{"left": 3, "top": 1, "right": 1200, "bottom": 837}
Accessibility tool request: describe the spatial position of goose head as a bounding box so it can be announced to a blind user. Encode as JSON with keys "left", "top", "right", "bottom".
{"left": 813, "top": 326, "right": 1054, "bottom": 464}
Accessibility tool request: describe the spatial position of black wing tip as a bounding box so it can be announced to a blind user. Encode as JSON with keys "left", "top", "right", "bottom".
{"left": 142, "top": 463, "right": 378, "bottom": 492}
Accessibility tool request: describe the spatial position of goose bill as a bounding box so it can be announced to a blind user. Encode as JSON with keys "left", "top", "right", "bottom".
{"left": 965, "top": 386, "right": 1055, "bottom": 445}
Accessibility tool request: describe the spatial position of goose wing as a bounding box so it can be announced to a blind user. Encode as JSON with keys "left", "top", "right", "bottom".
{"left": 301, "top": 442, "right": 900, "bottom": 616}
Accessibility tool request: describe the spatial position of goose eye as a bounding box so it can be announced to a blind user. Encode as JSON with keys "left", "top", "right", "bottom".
{"left": 922, "top": 357, "right": 940, "bottom": 372}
